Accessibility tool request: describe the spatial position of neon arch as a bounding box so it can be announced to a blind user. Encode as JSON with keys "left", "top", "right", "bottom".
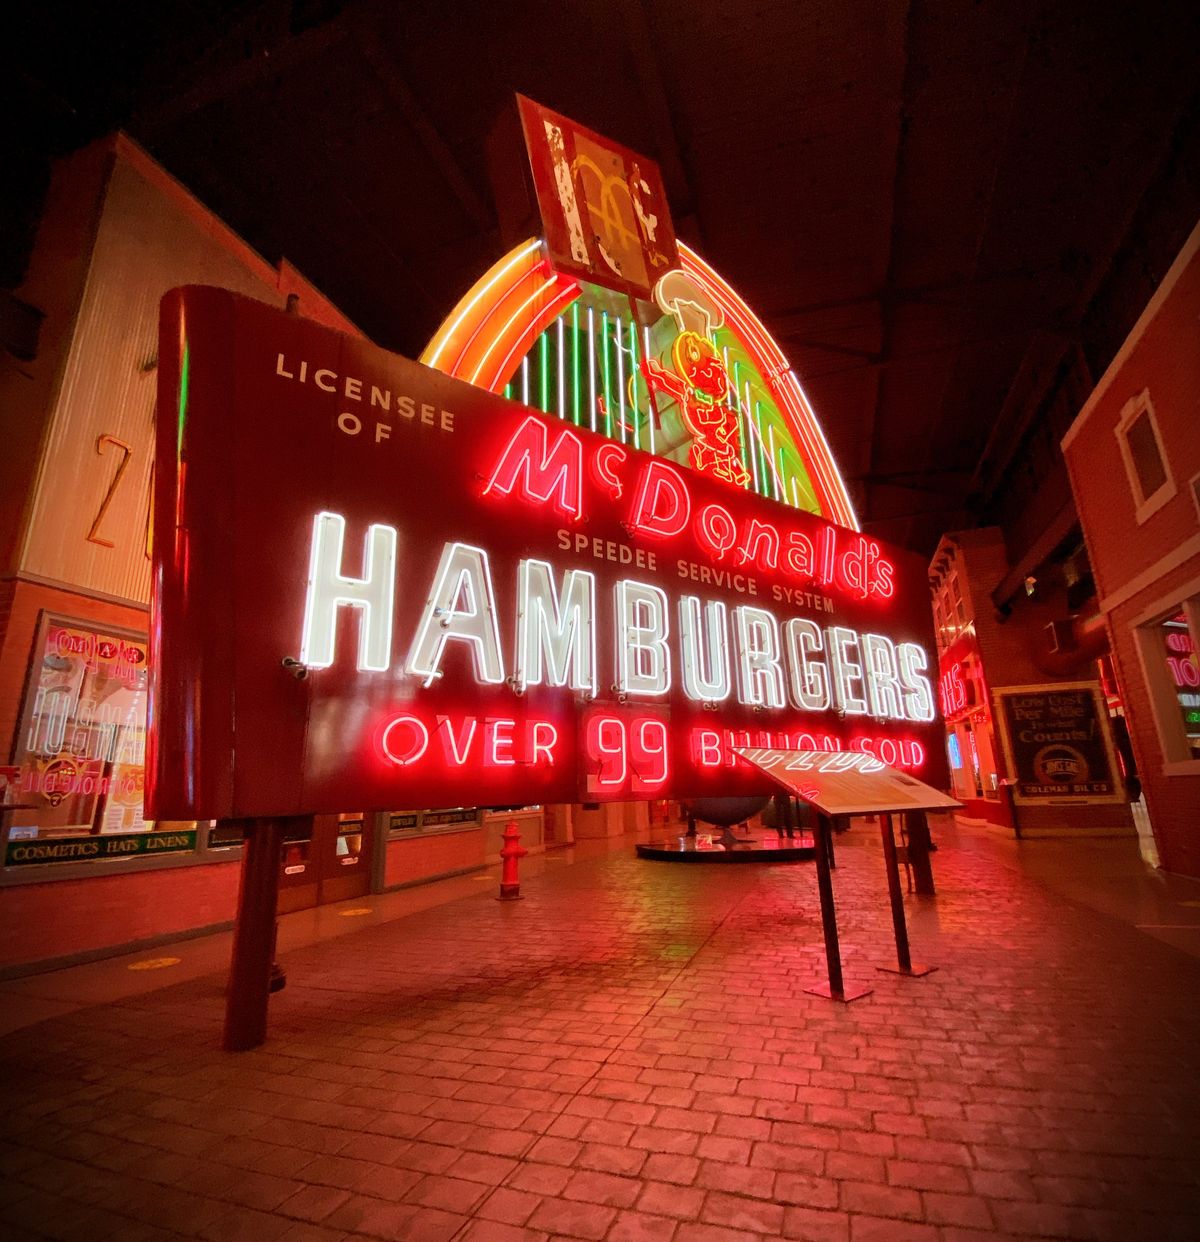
{"left": 421, "top": 239, "right": 859, "bottom": 530}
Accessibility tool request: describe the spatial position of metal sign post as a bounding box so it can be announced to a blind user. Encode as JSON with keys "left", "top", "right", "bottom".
{"left": 904, "top": 809, "right": 936, "bottom": 895}
{"left": 224, "top": 818, "right": 285, "bottom": 1052}
{"left": 805, "top": 811, "right": 872, "bottom": 1003}
{"left": 876, "top": 813, "right": 935, "bottom": 977}
{"left": 735, "top": 748, "right": 962, "bottom": 1002}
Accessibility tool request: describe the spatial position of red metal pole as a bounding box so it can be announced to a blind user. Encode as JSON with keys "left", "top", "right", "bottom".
{"left": 224, "top": 818, "right": 284, "bottom": 1051}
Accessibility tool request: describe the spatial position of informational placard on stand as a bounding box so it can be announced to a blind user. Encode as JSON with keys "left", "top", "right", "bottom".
{"left": 734, "top": 747, "right": 964, "bottom": 816}
{"left": 736, "top": 747, "right": 961, "bottom": 1000}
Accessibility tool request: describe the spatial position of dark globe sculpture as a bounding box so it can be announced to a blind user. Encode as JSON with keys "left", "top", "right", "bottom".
{"left": 682, "top": 796, "right": 769, "bottom": 827}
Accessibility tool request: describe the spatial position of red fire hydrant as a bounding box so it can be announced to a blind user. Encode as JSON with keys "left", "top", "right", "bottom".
{"left": 498, "top": 820, "right": 527, "bottom": 901}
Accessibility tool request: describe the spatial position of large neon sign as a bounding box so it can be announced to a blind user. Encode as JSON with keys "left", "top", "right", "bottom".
{"left": 148, "top": 287, "right": 946, "bottom": 820}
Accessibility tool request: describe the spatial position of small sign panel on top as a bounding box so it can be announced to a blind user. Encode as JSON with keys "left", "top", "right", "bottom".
{"left": 517, "top": 94, "right": 678, "bottom": 301}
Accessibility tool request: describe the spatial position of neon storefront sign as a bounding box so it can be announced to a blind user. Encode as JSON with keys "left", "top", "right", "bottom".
{"left": 148, "top": 287, "right": 946, "bottom": 820}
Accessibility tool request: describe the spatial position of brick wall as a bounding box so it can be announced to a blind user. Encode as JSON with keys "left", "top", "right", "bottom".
{"left": 384, "top": 828, "right": 486, "bottom": 889}
{"left": 1063, "top": 221, "right": 1200, "bottom": 876}
{"left": 0, "top": 857, "right": 241, "bottom": 971}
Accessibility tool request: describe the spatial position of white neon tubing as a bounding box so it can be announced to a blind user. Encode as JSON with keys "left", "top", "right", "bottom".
{"left": 733, "top": 606, "right": 786, "bottom": 709}
{"left": 680, "top": 244, "right": 859, "bottom": 529}
{"left": 587, "top": 306, "right": 597, "bottom": 433}
{"left": 861, "top": 633, "right": 904, "bottom": 721}
{"left": 745, "top": 382, "right": 761, "bottom": 492}
{"left": 381, "top": 715, "right": 429, "bottom": 766}
{"left": 615, "top": 315, "right": 627, "bottom": 445}
{"left": 615, "top": 580, "right": 671, "bottom": 696}
{"left": 629, "top": 321, "right": 640, "bottom": 451}
{"left": 407, "top": 542, "right": 505, "bottom": 686}
{"left": 299, "top": 511, "right": 397, "bottom": 671}
{"left": 897, "top": 642, "right": 936, "bottom": 721}
{"left": 826, "top": 625, "right": 869, "bottom": 716}
{"left": 744, "top": 402, "right": 786, "bottom": 501}
{"left": 469, "top": 273, "right": 559, "bottom": 386}
{"left": 514, "top": 559, "right": 597, "bottom": 695}
{"left": 423, "top": 238, "right": 541, "bottom": 370}
{"left": 678, "top": 596, "right": 732, "bottom": 702}
{"left": 557, "top": 316, "right": 566, "bottom": 420}
{"left": 644, "top": 325, "right": 655, "bottom": 455}
{"left": 485, "top": 282, "right": 578, "bottom": 394}
{"left": 767, "top": 423, "right": 781, "bottom": 503}
{"left": 784, "top": 617, "right": 831, "bottom": 712}
{"left": 438, "top": 716, "right": 478, "bottom": 765}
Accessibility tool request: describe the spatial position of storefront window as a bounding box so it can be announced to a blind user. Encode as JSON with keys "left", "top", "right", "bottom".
{"left": 946, "top": 726, "right": 972, "bottom": 801}
{"left": 2, "top": 614, "right": 198, "bottom": 869}
{"left": 932, "top": 574, "right": 968, "bottom": 653}
{"left": 1161, "top": 611, "right": 1200, "bottom": 758}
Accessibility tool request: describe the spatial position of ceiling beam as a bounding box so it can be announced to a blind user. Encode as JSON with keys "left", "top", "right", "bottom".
{"left": 355, "top": 26, "right": 493, "bottom": 233}
{"left": 130, "top": 6, "right": 353, "bottom": 141}
{"left": 766, "top": 262, "right": 1062, "bottom": 331}
{"left": 861, "top": 0, "right": 915, "bottom": 533}
{"left": 615, "top": 0, "right": 700, "bottom": 243}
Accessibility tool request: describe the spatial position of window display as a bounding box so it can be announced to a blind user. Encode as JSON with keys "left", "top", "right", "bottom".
{"left": 1161, "top": 610, "right": 1200, "bottom": 758}
{"left": 3, "top": 613, "right": 197, "bottom": 867}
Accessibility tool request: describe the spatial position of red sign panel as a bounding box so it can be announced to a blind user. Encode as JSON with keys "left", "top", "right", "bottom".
{"left": 937, "top": 629, "right": 985, "bottom": 721}
{"left": 517, "top": 94, "right": 678, "bottom": 300}
{"left": 149, "top": 287, "right": 946, "bottom": 820}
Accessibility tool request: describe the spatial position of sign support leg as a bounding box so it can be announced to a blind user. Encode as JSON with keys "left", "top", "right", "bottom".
{"left": 806, "top": 812, "right": 871, "bottom": 1003}
{"left": 878, "top": 813, "right": 935, "bottom": 978}
{"left": 224, "top": 817, "right": 284, "bottom": 1051}
{"left": 904, "top": 810, "right": 936, "bottom": 896}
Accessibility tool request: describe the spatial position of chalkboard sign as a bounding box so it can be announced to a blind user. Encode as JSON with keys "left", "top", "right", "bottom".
{"left": 995, "top": 683, "right": 1123, "bottom": 804}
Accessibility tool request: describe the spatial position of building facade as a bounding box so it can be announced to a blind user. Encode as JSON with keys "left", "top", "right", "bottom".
{"left": 0, "top": 137, "right": 521, "bottom": 974}
{"left": 1062, "top": 221, "right": 1200, "bottom": 877}
{"left": 929, "top": 528, "right": 1132, "bottom": 836}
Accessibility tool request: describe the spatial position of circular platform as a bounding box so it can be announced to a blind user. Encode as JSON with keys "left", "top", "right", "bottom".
{"left": 637, "top": 832, "right": 816, "bottom": 863}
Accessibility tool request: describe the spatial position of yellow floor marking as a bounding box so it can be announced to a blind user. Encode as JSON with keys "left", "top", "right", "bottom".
{"left": 127, "top": 957, "right": 180, "bottom": 971}
{"left": 338, "top": 907, "right": 373, "bottom": 917}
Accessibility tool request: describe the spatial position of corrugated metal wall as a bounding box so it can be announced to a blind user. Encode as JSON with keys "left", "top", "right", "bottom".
{"left": 20, "top": 156, "right": 292, "bottom": 604}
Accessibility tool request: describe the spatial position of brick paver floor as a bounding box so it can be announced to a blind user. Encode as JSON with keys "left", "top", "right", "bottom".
{"left": 3, "top": 820, "right": 1200, "bottom": 1241}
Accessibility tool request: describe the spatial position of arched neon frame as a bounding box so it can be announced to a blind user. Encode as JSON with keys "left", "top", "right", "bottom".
{"left": 421, "top": 239, "right": 859, "bottom": 530}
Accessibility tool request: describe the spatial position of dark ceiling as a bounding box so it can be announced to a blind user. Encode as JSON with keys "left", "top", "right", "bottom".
{"left": 10, "top": 0, "right": 1200, "bottom": 554}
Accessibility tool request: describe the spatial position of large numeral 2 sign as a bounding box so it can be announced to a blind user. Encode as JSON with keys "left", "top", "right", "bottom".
{"left": 149, "top": 287, "right": 945, "bottom": 820}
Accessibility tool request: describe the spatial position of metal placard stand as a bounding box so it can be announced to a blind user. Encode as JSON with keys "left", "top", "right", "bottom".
{"left": 735, "top": 749, "right": 962, "bottom": 1004}
{"left": 806, "top": 808, "right": 872, "bottom": 1003}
